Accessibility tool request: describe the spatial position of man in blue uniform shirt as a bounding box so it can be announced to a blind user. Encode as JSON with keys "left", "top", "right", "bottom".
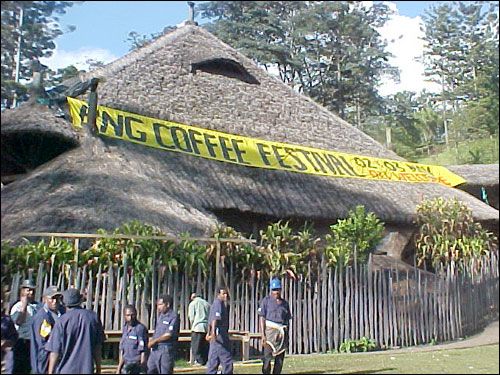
{"left": 147, "top": 295, "right": 180, "bottom": 374}
{"left": 1, "top": 301, "right": 18, "bottom": 374}
{"left": 30, "top": 286, "right": 64, "bottom": 374}
{"left": 206, "top": 286, "right": 233, "bottom": 374}
{"left": 258, "top": 278, "right": 291, "bottom": 374}
{"left": 46, "top": 288, "right": 105, "bottom": 374}
{"left": 117, "top": 305, "right": 149, "bottom": 374}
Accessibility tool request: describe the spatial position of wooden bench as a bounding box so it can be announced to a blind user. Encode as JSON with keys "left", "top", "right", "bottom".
{"left": 105, "top": 329, "right": 261, "bottom": 361}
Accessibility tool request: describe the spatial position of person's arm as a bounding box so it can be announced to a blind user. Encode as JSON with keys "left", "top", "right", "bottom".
{"left": 10, "top": 299, "right": 28, "bottom": 325}
{"left": 116, "top": 349, "right": 124, "bottom": 374}
{"left": 48, "top": 352, "right": 59, "bottom": 374}
{"left": 259, "top": 316, "right": 267, "bottom": 346}
{"left": 188, "top": 301, "right": 195, "bottom": 325}
{"left": 258, "top": 298, "right": 267, "bottom": 345}
{"left": 93, "top": 343, "right": 102, "bottom": 374}
{"left": 139, "top": 325, "right": 148, "bottom": 369}
{"left": 206, "top": 318, "right": 217, "bottom": 342}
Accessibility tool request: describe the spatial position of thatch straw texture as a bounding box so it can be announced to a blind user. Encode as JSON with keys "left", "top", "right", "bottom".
{"left": 1, "top": 25, "right": 498, "bottom": 242}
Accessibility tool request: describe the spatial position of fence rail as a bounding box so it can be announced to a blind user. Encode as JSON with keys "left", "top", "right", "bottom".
{"left": 3, "top": 252, "right": 498, "bottom": 355}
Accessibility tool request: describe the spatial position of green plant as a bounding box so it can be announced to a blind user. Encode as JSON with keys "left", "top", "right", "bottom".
{"left": 325, "top": 206, "right": 384, "bottom": 267}
{"left": 415, "top": 198, "right": 498, "bottom": 271}
{"left": 339, "top": 337, "right": 377, "bottom": 353}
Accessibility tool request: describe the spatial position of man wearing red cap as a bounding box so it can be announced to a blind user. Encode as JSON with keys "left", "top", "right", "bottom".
{"left": 258, "top": 278, "right": 291, "bottom": 374}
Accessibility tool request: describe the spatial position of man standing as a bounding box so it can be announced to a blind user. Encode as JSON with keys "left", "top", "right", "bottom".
{"left": 1, "top": 302, "right": 18, "bottom": 374}
{"left": 10, "top": 279, "right": 40, "bottom": 374}
{"left": 258, "top": 278, "right": 291, "bottom": 375}
{"left": 188, "top": 293, "right": 210, "bottom": 366}
{"left": 206, "top": 286, "right": 233, "bottom": 374}
{"left": 147, "top": 295, "right": 180, "bottom": 374}
{"left": 46, "top": 288, "right": 105, "bottom": 374}
{"left": 30, "top": 286, "right": 65, "bottom": 374}
{"left": 116, "top": 305, "right": 149, "bottom": 374}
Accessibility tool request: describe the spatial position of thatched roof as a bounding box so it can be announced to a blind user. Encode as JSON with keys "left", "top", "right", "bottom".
{"left": 447, "top": 164, "right": 499, "bottom": 187}
{"left": 1, "top": 25, "right": 498, "bottom": 241}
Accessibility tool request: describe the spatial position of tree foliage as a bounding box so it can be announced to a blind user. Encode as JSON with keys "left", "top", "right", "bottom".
{"left": 1, "top": 1, "right": 78, "bottom": 106}
{"left": 198, "top": 1, "right": 398, "bottom": 124}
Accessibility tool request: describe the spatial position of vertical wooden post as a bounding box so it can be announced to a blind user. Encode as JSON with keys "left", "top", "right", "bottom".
{"left": 87, "top": 78, "right": 99, "bottom": 133}
{"left": 73, "top": 238, "right": 79, "bottom": 286}
{"left": 215, "top": 240, "right": 221, "bottom": 289}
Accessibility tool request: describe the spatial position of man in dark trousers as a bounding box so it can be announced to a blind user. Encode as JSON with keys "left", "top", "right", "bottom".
{"left": 206, "top": 286, "right": 233, "bottom": 374}
{"left": 1, "top": 299, "right": 18, "bottom": 374}
{"left": 10, "top": 279, "right": 40, "bottom": 374}
{"left": 258, "top": 278, "right": 291, "bottom": 374}
{"left": 147, "top": 294, "right": 180, "bottom": 374}
{"left": 30, "top": 286, "right": 65, "bottom": 374}
{"left": 116, "top": 305, "right": 149, "bottom": 374}
{"left": 46, "top": 288, "right": 105, "bottom": 374}
{"left": 188, "top": 292, "right": 210, "bottom": 366}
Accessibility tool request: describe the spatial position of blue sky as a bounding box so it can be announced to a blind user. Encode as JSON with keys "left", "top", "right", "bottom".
{"left": 41, "top": 1, "right": 442, "bottom": 96}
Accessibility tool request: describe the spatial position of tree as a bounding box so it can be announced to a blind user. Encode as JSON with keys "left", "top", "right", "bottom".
{"left": 198, "top": 1, "right": 398, "bottom": 123}
{"left": 1, "top": 1, "right": 78, "bottom": 107}
{"left": 126, "top": 26, "right": 176, "bottom": 51}
{"left": 421, "top": 1, "right": 499, "bottom": 143}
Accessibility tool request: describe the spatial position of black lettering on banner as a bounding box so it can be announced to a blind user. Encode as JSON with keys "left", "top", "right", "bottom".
{"left": 188, "top": 129, "right": 203, "bottom": 155}
{"left": 170, "top": 126, "right": 193, "bottom": 153}
{"left": 284, "top": 147, "right": 307, "bottom": 171}
{"left": 124, "top": 116, "right": 146, "bottom": 142}
{"left": 231, "top": 139, "right": 250, "bottom": 165}
{"left": 325, "top": 155, "right": 356, "bottom": 176}
{"left": 152, "top": 123, "right": 175, "bottom": 150}
{"left": 296, "top": 150, "right": 320, "bottom": 172}
{"left": 272, "top": 145, "right": 292, "bottom": 169}
{"left": 257, "top": 143, "right": 272, "bottom": 166}
{"left": 309, "top": 151, "right": 330, "bottom": 174}
{"left": 338, "top": 155, "right": 366, "bottom": 177}
{"left": 354, "top": 157, "right": 366, "bottom": 168}
{"left": 100, "top": 111, "right": 123, "bottom": 137}
{"left": 204, "top": 133, "right": 218, "bottom": 158}
{"left": 219, "top": 136, "right": 237, "bottom": 162}
{"left": 79, "top": 104, "right": 88, "bottom": 125}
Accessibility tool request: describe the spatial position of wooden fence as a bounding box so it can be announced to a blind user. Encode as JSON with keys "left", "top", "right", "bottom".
{"left": 3, "top": 252, "right": 498, "bottom": 355}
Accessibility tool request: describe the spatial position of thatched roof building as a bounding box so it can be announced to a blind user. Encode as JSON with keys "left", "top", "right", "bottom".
{"left": 448, "top": 164, "right": 499, "bottom": 210}
{"left": 1, "top": 25, "right": 498, "bottom": 242}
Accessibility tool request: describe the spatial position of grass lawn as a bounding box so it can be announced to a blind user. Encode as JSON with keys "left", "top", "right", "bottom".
{"left": 182, "top": 344, "right": 499, "bottom": 374}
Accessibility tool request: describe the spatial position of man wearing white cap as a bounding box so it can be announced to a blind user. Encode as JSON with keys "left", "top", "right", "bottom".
{"left": 30, "top": 286, "right": 65, "bottom": 374}
{"left": 10, "top": 279, "right": 40, "bottom": 374}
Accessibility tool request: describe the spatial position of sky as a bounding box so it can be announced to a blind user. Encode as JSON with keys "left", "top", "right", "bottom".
{"left": 39, "top": 1, "right": 442, "bottom": 96}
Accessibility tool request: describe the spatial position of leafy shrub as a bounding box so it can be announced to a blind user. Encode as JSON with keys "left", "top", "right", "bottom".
{"left": 325, "top": 206, "right": 384, "bottom": 267}
{"left": 339, "top": 337, "right": 377, "bottom": 353}
{"left": 415, "top": 197, "right": 498, "bottom": 271}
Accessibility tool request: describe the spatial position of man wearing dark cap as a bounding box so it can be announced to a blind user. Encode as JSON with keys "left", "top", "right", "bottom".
{"left": 10, "top": 279, "right": 40, "bottom": 374}
{"left": 147, "top": 294, "right": 180, "bottom": 374}
{"left": 30, "top": 286, "right": 64, "bottom": 374}
{"left": 116, "top": 305, "right": 148, "bottom": 374}
{"left": 258, "top": 278, "right": 291, "bottom": 374}
{"left": 46, "top": 288, "right": 105, "bottom": 374}
{"left": 206, "top": 286, "right": 233, "bottom": 374}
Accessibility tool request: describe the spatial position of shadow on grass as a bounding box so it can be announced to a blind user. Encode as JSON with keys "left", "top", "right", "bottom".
{"left": 342, "top": 369, "right": 397, "bottom": 374}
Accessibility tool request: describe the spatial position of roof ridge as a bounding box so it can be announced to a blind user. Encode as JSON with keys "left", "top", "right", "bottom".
{"left": 81, "top": 25, "right": 196, "bottom": 81}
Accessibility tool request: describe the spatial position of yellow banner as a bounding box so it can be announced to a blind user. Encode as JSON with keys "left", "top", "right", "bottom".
{"left": 67, "top": 97, "right": 466, "bottom": 187}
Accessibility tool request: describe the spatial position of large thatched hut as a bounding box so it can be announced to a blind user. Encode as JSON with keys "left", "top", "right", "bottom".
{"left": 1, "top": 25, "right": 498, "bottom": 251}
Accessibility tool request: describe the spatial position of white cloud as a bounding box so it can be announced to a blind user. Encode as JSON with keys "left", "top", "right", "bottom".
{"left": 377, "top": 4, "right": 440, "bottom": 96}
{"left": 40, "top": 46, "right": 118, "bottom": 72}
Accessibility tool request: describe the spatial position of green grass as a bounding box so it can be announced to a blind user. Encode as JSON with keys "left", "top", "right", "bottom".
{"left": 183, "top": 344, "right": 499, "bottom": 374}
{"left": 416, "top": 137, "right": 499, "bottom": 165}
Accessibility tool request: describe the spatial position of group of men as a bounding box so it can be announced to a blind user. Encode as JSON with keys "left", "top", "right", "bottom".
{"left": 1, "top": 277, "right": 291, "bottom": 375}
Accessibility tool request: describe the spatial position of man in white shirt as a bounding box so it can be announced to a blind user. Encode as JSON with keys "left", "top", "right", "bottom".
{"left": 10, "top": 279, "right": 40, "bottom": 374}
